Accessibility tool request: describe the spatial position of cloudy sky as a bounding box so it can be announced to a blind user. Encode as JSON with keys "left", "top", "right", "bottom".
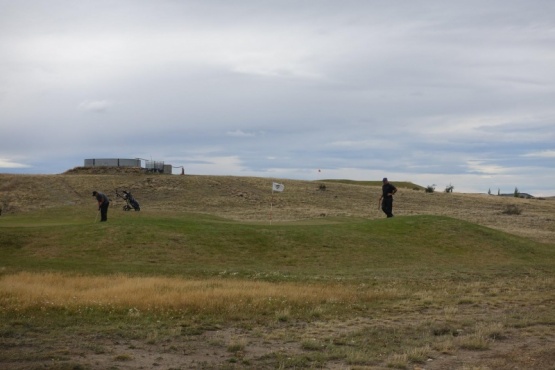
{"left": 1, "top": 1, "right": 554, "bottom": 195}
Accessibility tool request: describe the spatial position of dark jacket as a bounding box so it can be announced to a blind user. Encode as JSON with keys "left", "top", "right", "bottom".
{"left": 382, "top": 183, "right": 397, "bottom": 199}
{"left": 95, "top": 192, "right": 110, "bottom": 205}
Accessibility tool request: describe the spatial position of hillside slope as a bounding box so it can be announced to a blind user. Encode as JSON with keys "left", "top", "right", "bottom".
{"left": 0, "top": 172, "right": 554, "bottom": 243}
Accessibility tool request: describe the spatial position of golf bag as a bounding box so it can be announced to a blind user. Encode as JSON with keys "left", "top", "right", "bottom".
{"left": 115, "top": 189, "right": 141, "bottom": 211}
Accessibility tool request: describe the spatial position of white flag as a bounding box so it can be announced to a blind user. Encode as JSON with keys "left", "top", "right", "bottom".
{"left": 272, "top": 182, "right": 284, "bottom": 192}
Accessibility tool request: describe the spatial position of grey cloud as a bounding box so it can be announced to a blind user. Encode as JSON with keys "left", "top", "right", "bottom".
{"left": 78, "top": 100, "right": 113, "bottom": 112}
{"left": 1, "top": 0, "right": 554, "bottom": 195}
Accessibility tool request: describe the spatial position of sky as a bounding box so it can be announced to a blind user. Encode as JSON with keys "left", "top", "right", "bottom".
{"left": 1, "top": 0, "right": 554, "bottom": 196}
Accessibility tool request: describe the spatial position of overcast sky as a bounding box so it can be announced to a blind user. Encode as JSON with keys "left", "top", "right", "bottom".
{"left": 1, "top": 1, "right": 554, "bottom": 195}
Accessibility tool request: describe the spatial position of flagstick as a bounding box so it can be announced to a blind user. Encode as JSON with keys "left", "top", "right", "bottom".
{"left": 270, "top": 189, "right": 273, "bottom": 225}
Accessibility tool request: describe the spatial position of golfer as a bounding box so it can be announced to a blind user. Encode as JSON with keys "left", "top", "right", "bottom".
{"left": 378, "top": 178, "right": 397, "bottom": 218}
{"left": 93, "top": 191, "right": 110, "bottom": 222}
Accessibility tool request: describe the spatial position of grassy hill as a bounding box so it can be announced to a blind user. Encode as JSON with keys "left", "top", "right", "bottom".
{"left": 1, "top": 170, "right": 553, "bottom": 242}
{"left": 321, "top": 178, "right": 425, "bottom": 191}
{"left": 1, "top": 171, "right": 555, "bottom": 369}
{"left": 2, "top": 211, "right": 552, "bottom": 280}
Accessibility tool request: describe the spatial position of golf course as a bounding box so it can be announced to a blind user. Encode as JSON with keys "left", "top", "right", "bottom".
{"left": 1, "top": 170, "right": 554, "bottom": 369}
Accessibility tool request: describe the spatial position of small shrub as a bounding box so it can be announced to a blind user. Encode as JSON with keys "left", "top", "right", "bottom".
{"left": 114, "top": 353, "right": 133, "bottom": 361}
{"left": 457, "top": 332, "right": 491, "bottom": 350}
{"left": 407, "top": 345, "right": 432, "bottom": 363}
{"left": 482, "top": 322, "right": 506, "bottom": 340}
{"left": 432, "top": 324, "right": 458, "bottom": 337}
{"left": 146, "top": 330, "right": 159, "bottom": 344}
{"left": 425, "top": 185, "right": 436, "bottom": 193}
{"left": 301, "top": 339, "right": 324, "bottom": 351}
{"left": 227, "top": 338, "right": 247, "bottom": 353}
{"left": 386, "top": 353, "right": 408, "bottom": 369}
{"left": 309, "top": 306, "right": 324, "bottom": 318}
{"left": 502, "top": 204, "right": 522, "bottom": 215}
{"left": 275, "top": 308, "right": 290, "bottom": 322}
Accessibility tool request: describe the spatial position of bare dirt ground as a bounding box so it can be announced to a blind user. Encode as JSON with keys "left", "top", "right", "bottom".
{"left": 1, "top": 170, "right": 555, "bottom": 369}
{"left": 4, "top": 307, "right": 554, "bottom": 370}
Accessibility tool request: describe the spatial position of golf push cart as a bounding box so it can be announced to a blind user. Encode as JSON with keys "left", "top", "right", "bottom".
{"left": 115, "top": 189, "right": 141, "bottom": 211}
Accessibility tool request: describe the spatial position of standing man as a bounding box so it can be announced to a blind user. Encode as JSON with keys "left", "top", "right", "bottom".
{"left": 378, "top": 178, "right": 397, "bottom": 218}
{"left": 93, "top": 191, "right": 110, "bottom": 222}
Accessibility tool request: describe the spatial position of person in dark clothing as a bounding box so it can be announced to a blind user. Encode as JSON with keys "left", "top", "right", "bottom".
{"left": 378, "top": 178, "right": 397, "bottom": 218}
{"left": 93, "top": 191, "right": 110, "bottom": 222}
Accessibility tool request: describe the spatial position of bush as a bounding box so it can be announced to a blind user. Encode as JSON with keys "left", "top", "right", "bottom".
{"left": 425, "top": 185, "right": 436, "bottom": 193}
{"left": 502, "top": 204, "right": 522, "bottom": 215}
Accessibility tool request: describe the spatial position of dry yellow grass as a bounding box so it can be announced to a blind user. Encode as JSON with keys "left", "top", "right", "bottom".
{"left": 0, "top": 272, "right": 399, "bottom": 314}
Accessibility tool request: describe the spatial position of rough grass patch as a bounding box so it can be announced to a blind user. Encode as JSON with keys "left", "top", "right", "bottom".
{"left": 386, "top": 353, "right": 409, "bottom": 369}
{"left": 406, "top": 345, "right": 432, "bottom": 363}
{"left": 275, "top": 308, "right": 291, "bottom": 322}
{"left": 502, "top": 204, "right": 522, "bottom": 215}
{"left": 227, "top": 338, "right": 247, "bottom": 353}
{"left": 301, "top": 338, "right": 326, "bottom": 351}
{"left": 457, "top": 331, "right": 491, "bottom": 350}
{"left": 0, "top": 272, "right": 382, "bottom": 318}
{"left": 114, "top": 353, "right": 133, "bottom": 361}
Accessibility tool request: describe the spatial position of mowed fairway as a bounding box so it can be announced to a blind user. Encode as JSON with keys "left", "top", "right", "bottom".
{"left": 1, "top": 172, "right": 555, "bottom": 369}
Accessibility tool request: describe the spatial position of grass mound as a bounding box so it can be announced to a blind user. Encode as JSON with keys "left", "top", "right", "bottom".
{"left": 1, "top": 212, "right": 552, "bottom": 279}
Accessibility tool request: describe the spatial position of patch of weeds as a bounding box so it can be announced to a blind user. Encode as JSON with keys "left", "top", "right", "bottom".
{"left": 502, "top": 204, "right": 522, "bottom": 215}
{"left": 406, "top": 345, "right": 432, "bottom": 363}
{"left": 146, "top": 330, "right": 158, "bottom": 344}
{"left": 344, "top": 348, "right": 373, "bottom": 365}
{"left": 309, "top": 306, "right": 324, "bottom": 319}
{"left": 482, "top": 322, "right": 507, "bottom": 340}
{"left": 86, "top": 343, "right": 107, "bottom": 354}
{"left": 114, "top": 353, "right": 133, "bottom": 361}
{"left": 458, "top": 298, "right": 474, "bottom": 305}
{"left": 227, "top": 338, "right": 247, "bottom": 353}
{"left": 208, "top": 338, "right": 225, "bottom": 347}
{"left": 386, "top": 353, "right": 408, "bottom": 369}
{"left": 431, "top": 323, "right": 459, "bottom": 337}
{"left": 332, "top": 335, "right": 350, "bottom": 346}
{"left": 301, "top": 338, "right": 325, "bottom": 351}
{"left": 259, "top": 352, "right": 313, "bottom": 369}
{"left": 433, "top": 337, "right": 455, "bottom": 354}
{"left": 0, "top": 328, "right": 18, "bottom": 338}
{"left": 180, "top": 322, "right": 221, "bottom": 336}
{"left": 457, "top": 332, "right": 491, "bottom": 350}
{"left": 44, "top": 363, "right": 88, "bottom": 370}
{"left": 127, "top": 307, "right": 141, "bottom": 317}
{"left": 275, "top": 308, "right": 291, "bottom": 322}
{"left": 443, "top": 305, "right": 459, "bottom": 316}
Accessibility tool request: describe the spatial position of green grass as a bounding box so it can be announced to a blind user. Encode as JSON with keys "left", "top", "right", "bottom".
{"left": 1, "top": 206, "right": 552, "bottom": 280}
